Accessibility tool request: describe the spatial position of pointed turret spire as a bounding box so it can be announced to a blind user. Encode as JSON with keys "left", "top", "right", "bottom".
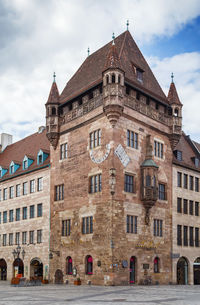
{"left": 103, "top": 38, "right": 122, "bottom": 72}
{"left": 46, "top": 75, "right": 60, "bottom": 105}
{"left": 167, "top": 75, "right": 182, "bottom": 106}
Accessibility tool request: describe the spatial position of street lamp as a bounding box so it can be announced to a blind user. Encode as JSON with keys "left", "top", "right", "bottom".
{"left": 12, "top": 245, "right": 25, "bottom": 276}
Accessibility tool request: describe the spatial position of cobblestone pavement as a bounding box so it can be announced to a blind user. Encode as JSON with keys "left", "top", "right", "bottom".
{"left": 0, "top": 282, "right": 200, "bottom": 305}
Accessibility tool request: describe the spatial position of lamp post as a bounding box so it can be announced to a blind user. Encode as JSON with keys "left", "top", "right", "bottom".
{"left": 12, "top": 245, "right": 25, "bottom": 276}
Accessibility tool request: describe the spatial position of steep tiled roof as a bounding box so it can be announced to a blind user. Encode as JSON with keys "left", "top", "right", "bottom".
{"left": 59, "top": 31, "right": 167, "bottom": 104}
{"left": 193, "top": 140, "right": 200, "bottom": 154}
{"left": 167, "top": 82, "right": 182, "bottom": 105}
{"left": 46, "top": 81, "right": 60, "bottom": 105}
{"left": 173, "top": 133, "right": 200, "bottom": 171}
{"left": 103, "top": 42, "right": 122, "bottom": 71}
{"left": 0, "top": 129, "right": 50, "bottom": 180}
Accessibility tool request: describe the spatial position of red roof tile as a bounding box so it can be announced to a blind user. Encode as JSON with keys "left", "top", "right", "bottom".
{"left": 0, "top": 129, "right": 50, "bottom": 179}
{"left": 59, "top": 31, "right": 167, "bottom": 104}
{"left": 167, "top": 82, "right": 182, "bottom": 105}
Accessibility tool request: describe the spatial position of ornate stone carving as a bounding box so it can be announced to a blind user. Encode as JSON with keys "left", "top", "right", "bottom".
{"left": 103, "top": 104, "right": 123, "bottom": 127}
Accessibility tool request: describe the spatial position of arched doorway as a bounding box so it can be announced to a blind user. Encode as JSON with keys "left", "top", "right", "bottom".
{"left": 13, "top": 258, "right": 24, "bottom": 277}
{"left": 86, "top": 255, "right": 93, "bottom": 275}
{"left": 177, "top": 257, "right": 188, "bottom": 284}
{"left": 30, "top": 258, "right": 43, "bottom": 280}
{"left": 130, "top": 256, "right": 136, "bottom": 284}
{"left": 0, "top": 259, "right": 7, "bottom": 280}
{"left": 66, "top": 256, "right": 72, "bottom": 275}
{"left": 55, "top": 269, "right": 63, "bottom": 284}
{"left": 194, "top": 257, "right": 200, "bottom": 285}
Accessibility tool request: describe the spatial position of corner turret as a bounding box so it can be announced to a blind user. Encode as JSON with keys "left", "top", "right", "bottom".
{"left": 45, "top": 73, "right": 60, "bottom": 149}
{"left": 168, "top": 74, "right": 182, "bottom": 149}
{"left": 103, "top": 34, "right": 125, "bottom": 127}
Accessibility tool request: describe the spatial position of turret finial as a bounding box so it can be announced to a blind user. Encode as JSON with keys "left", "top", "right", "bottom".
{"left": 53, "top": 72, "right": 56, "bottom": 83}
{"left": 87, "top": 47, "right": 90, "bottom": 57}
{"left": 112, "top": 32, "right": 115, "bottom": 45}
{"left": 171, "top": 72, "right": 174, "bottom": 83}
{"left": 126, "top": 20, "right": 129, "bottom": 31}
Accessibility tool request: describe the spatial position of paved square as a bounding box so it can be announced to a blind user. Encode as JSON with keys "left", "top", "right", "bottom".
{"left": 0, "top": 282, "right": 200, "bottom": 305}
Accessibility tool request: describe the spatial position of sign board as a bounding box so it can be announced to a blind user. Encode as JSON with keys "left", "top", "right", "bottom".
{"left": 114, "top": 144, "right": 130, "bottom": 167}
{"left": 171, "top": 253, "right": 180, "bottom": 259}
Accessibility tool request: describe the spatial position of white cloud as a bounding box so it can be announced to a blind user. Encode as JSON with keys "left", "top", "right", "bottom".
{"left": 0, "top": 0, "right": 199, "bottom": 142}
{"left": 147, "top": 52, "right": 200, "bottom": 142}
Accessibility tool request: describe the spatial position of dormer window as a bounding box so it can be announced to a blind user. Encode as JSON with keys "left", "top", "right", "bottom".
{"left": 174, "top": 150, "right": 182, "bottom": 161}
{"left": 9, "top": 160, "right": 20, "bottom": 174}
{"left": 37, "top": 149, "right": 49, "bottom": 165}
{"left": 10, "top": 165, "right": 14, "bottom": 174}
{"left": 192, "top": 157, "right": 199, "bottom": 168}
{"left": 136, "top": 68, "right": 143, "bottom": 83}
{"left": 0, "top": 166, "right": 8, "bottom": 178}
{"left": 23, "top": 155, "right": 34, "bottom": 170}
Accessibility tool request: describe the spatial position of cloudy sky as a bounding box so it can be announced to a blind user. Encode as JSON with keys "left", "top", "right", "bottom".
{"left": 0, "top": 0, "right": 200, "bottom": 143}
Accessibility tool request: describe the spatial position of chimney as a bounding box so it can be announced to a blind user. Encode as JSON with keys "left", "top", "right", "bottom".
{"left": 0, "top": 133, "right": 13, "bottom": 152}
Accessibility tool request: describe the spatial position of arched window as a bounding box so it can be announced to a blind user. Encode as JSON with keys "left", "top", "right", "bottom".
{"left": 111, "top": 74, "right": 115, "bottom": 83}
{"left": 174, "top": 108, "right": 179, "bottom": 117}
{"left": 66, "top": 256, "right": 72, "bottom": 275}
{"left": 86, "top": 255, "right": 93, "bottom": 275}
{"left": 154, "top": 257, "right": 160, "bottom": 273}
{"left": 106, "top": 75, "right": 109, "bottom": 84}
{"left": 52, "top": 107, "right": 56, "bottom": 115}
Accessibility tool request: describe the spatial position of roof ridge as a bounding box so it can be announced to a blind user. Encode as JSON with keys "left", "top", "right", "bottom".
{"left": 119, "top": 30, "right": 128, "bottom": 59}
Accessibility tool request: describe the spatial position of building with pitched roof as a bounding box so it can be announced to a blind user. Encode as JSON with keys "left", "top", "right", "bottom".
{"left": 46, "top": 30, "right": 183, "bottom": 285}
{"left": 0, "top": 127, "right": 50, "bottom": 281}
{"left": 172, "top": 132, "right": 200, "bottom": 285}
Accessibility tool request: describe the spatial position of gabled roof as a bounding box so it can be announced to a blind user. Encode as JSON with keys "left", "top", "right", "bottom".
{"left": 46, "top": 81, "right": 60, "bottom": 105}
{"left": 173, "top": 132, "right": 200, "bottom": 171}
{"left": 59, "top": 31, "right": 167, "bottom": 104}
{"left": 167, "top": 81, "right": 182, "bottom": 105}
{"left": 0, "top": 129, "right": 50, "bottom": 179}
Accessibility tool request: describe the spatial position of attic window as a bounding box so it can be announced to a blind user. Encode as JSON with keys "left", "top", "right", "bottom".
{"left": 174, "top": 150, "right": 182, "bottom": 161}
{"left": 10, "top": 165, "right": 14, "bottom": 174}
{"left": 192, "top": 157, "right": 199, "bottom": 168}
{"left": 136, "top": 69, "right": 143, "bottom": 83}
{"left": 24, "top": 160, "right": 28, "bottom": 169}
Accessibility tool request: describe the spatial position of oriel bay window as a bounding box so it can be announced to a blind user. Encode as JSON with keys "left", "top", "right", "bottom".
{"left": 89, "top": 174, "right": 102, "bottom": 193}
{"left": 82, "top": 216, "right": 93, "bottom": 234}
{"left": 55, "top": 184, "right": 64, "bottom": 201}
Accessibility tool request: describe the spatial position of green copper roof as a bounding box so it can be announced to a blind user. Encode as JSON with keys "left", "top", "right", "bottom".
{"left": 141, "top": 159, "right": 159, "bottom": 168}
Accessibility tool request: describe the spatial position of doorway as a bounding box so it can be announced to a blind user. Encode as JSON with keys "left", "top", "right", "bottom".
{"left": 194, "top": 257, "right": 200, "bottom": 285}
{"left": 13, "top": 258, "right": 24, "bottom": 277}
{"left": 177, "top": 257, "right": 188, "bottom": 284}
{"left": 0, "top": 259, "right": 7, "bottom": 280}
{"left": 130, "top": 256, "right": 136, "bottom": 284}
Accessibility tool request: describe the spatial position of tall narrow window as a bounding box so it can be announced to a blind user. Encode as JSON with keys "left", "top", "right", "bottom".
{"left": 183, "top": 199, "right": 188, "bottom": 214}
{"left": 16, "top": 184, "right": 20, "bottom": 197}
{"left": 189, "top": 201, "right": 194, "bottom": 215}
{"left": 16, "top": 208, "right": 20, "bottom": 221}
{"left": 3, "top": 211, "right": 7, "bottom": 223}
{"left": 154, "top": 257, "right": 160, "bottom": 273}
{"left": 195, "top": 177, "right": 199, "bottom": 192}
{"left": 127, "top": 130, "right": 138, "bottom": 149}
{"left": 37, "top": 230, "right": 42, "bottom": 243}
{"left": 30, "top": 180, "right": 35, "bottom": 193}
{"left": 154, "top": 141, "right": 164, "bottom": 158}
{"left": 66, "top": 257, "right": 73, "bottom": 275}
{"left": 37, "top": 178, "right": 43, "bottom": 191}
{"left": 86, "top": 255, "right": 93, "bottom": 275}
{"left": 55, "top": 184, "right": 64, "bottom": 201}
{"left": 62, "top": 219, "right": 71, "bottom": 236}
{"left": 30, "top": 205, "right": 35, "bottom": 218}
{"left": 29, "top": 231, "right": 34, "bottom": 244}
{"left": 23, "top": 207, "right": 27, "bottom": 220}
{"left": 153, "top": 219, "right": 163, "bottom": 237}
{"left": 37, "top": 204, "right": 42, "bottom": 217}
{"left": 177, "top": 172, "right": 182, "bottom": 187}
{"left": 23, "top": 182, "right": 27, "bottom": 195}
{"left": 9, "top": 210, "right": 14, "bottom": 222}
{"left": 3, "top": 234, "right": 7, "bottom": 246}
{"left": 177, "top": 225, "right": 182, "bottom": 246}
{"left": 126, "top": 215, "right": 137, "bottom": 234}
{"left": 124, "top": 174, "right": 135, "bottom": 193}
{"left": 183, "top": 174, "right": 188, "bottom": 189}
{"left": 183, "top": 226, "right": 188, "bottom": 246}
{"left": 9, "top": 233, "right": 13, "bottom": 246}
{"left": 177, "top": 198, "right": 182, "bottom": 213}
{"left": 195, "top": 202, "right": 199, "bottom": 216}
{"left": 189, "top": 176, "right": 194, "bottom": 190}
{"left": 195, "top": 228, "right": 199, "bottom": 247}
{"left": 82, "top": 216, "right": 93, "bottom": 234}
{"left": 89, "top": 130, "right": 101, "bottom": 149}
{"left": 158, "top": 183, "right": 166, "bottom": 200}
{"left": 189, "top": 227, "right": 194, "bottom": 247}
{"left": 60, "top": 143, "right": 68, "bottom": 160}
{"left": 22, "top": 232, "right": 27, "bottom": 245}
{"left": 3, "top": 188, "right": 7, "bottom": 200}
{"left": 89, "top": 174, "right": 102, "bottom": 193}
{"left": 9, "top": 186, "right": 14, "bottom": 199}
{"left": 15, "top": 232, "right": 20, "bottom": 245}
